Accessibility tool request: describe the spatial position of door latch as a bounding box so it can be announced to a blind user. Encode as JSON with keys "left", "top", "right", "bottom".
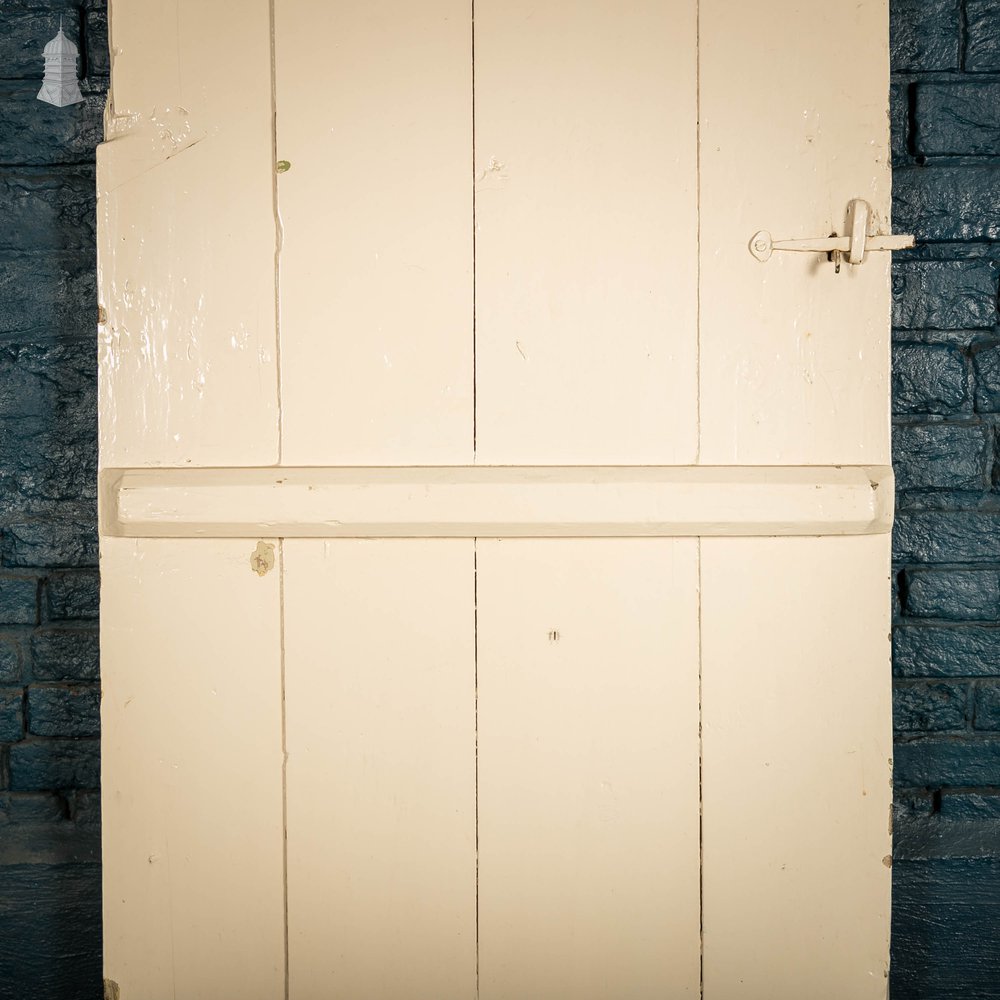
{"left": 749, "top": 199, "right": 914, "bottom": 272}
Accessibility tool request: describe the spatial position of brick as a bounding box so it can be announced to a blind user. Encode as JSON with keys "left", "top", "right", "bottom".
{"left": 905, "top": 569, "right": 1000, "bottom": 621}
{"left": 890, "top": 82, "right": 909, "bottom": 164}
{"left": 0, "top": 343, "right": 98, "bottom": 514}
{"left": 894, "top": 736, "right": 1000, "bottom": 786}
{"left": 27, "top": 685, "right": 99, "bottom": 738}
{"left": 892, "top": 344, "right": 970, "bottom": 415}
{"left": 892, "top": 423, "right": 991, "bottom": 491}
{"left": 894, "top": 682, "right": 968, "bottom": 732}
{"left": 892, "top": 261, "right": 998, "bottom": 330}
{"left": 0, "top": 689, "right": 24, "bottom": 742}
{"left": 0, "top": 641, "right": 22, "bottom": 684}
{"left": 0, "top": 576, "right": 38, "bottom": 626}
{"left": 915, "top": 82, "right": 1000, "bottom": 156}
{"left": 966, "top": 0, "right": 1000, "bottom": 72}
{"left": 973, "top": 683, "right": 1000, "bottom": 730}
{"left": 0, "top": 251, "right": 97, "bottom": 341}
{"left": 0, "top": 1, "right": 84, "bottom": 80}
{"left": 0, "top": 82, "right": 104, "bottom": 165}
{"left": 45, "top": 570, "right": 98, "bottom": 620}
{"left": 940, "top": 791, "right": 1000, "bottom": 820}
{"left": 83, "top": 1, "right": 109, "bottom": 78}
{"left": 0, "top": 170, "right": 96, "bottom": 254}
{"left": 0, "top": 791, "right": 67, "bottom": 826}
{"left": 973, "top": 345, "right": 1000, "bottom": 413}
{"left": 894, "top": 166, "right": 1000, "bottom": 243}
{"left": 2, "top": 520, "right": 97, "bottom": 569}
{"left": 892, "top": 860, "right": 1000, "bottom": 999}
{"left": 892, "top": 344, "right": 972, "bottom": 415}
{"left": 894, "top": 511, "right": 1000, "bottom": 564}
{"left": 31, "top": 628, "right": 98, "bottom": 682}
{"left": 890, "top": 0, "right": 960, "bottom": 71}
{"left": 895, "top": 626, "right": 1000, "bottom": 678}
{"left": 8, "top": 739, "right": 99, "bottom": 791}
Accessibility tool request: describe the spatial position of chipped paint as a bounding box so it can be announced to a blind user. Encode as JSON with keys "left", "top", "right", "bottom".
{"left": 104, "top": 980, "right": 120, "bottom": 1000}
{"left": 250, "top": 540, "right": 275, "bottom": 577}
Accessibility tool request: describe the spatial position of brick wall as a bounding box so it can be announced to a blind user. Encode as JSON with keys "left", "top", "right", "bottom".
{"left": 0, "top": 3, "right": 105, "bottom": 998}
{"left": 890, "top": 1, "right": 1000, "bottom": 997}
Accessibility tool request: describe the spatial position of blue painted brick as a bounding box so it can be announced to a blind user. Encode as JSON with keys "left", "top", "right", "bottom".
{"left": 0, "top": 575, "right": 38, "bottom": 626}
{"left": 892, "top": 261, "right": 998, "bottom": 330}
{"left": 0, "top": 1, "right": 84, "bottom": 80}
{"left": 2, "top": 520, "right": 98, "bottom": 568}
{"left": 895, "top": 626, "right": 1000, "bottom": 678}
{"left": 904, "top": 569, "right": 1000, "bottom": 621}
{"left": 973, "top": 683, "right": 1000, "bottom": 730}
{"left": 8, "top": 739, "right": 99, "bottom": 792}
{"left": 894, "top": 736, "right": 1000, "bottom": 786}
{"left": 0, "top": 640, "right": 22, "bottom": 684}
{"left": 892, "top": 423, "right": 991, "bottom": 491}
{"left": 966, "top": 0, "right": 1000, "bottom": 72}
{"left": 45, "top": 571, "right": 98, "bottom": 620}
{"left": 915, "top": 83, "right": 1000, "bottom": 157}
{"left": 890, "top": 0, "right": 960, "bottom": 71}
{"left": 892, "top": 344, "right": 970, "bottom": 415}
{"left": 31, "top": 628, "right": 98, "bottom": 682}
{"left": 27, "top": 685, "right": 99, "bottom": 738}
{"left": 894, "top": 682, "right": 968, "bottom": 732}
{"left": 890, "top": 83, "right": 908, "bottom": 164}
{"left": 894, "top": 166, "right": 1000, "bottom": 242}
{"left": 0, "top": 251, "right": 97, "bottom": 341}
{"left": 0, "top": 864, "right": 103, "bottom": 998}
{"left": 0, "top": 82, "right": 104, "bottom": 165}
{"left": 939, "top": 791, "right": 1000, "bottom": 821}
{"left": 0, "top": 170, "right": 96, "bottom": 254}
{"left": 892, "top": 860, "right": 1000, "bottom": 999}
{"left": 973, "top": 345, "right": 1000, "bottom": 413}
{"left": 0, "top": 689, "right": 24, "bottom": 742}
{"left": 894, "top": 511, "right": 1000, "bottom": 563}
{"left": 83, "top": 1, "right": 108, "bottom": 78}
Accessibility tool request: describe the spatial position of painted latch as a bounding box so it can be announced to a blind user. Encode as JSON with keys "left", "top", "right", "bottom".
{"left": 749, "top": 199, "right": 914, "bottom": 272}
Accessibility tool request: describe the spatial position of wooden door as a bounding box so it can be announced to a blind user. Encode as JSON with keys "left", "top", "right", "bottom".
{"left": 98, "top": 3, "right": 894, "bottom": 998}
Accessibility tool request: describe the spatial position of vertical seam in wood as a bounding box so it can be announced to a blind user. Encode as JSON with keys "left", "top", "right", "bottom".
{"left": 695, "top": 0, "right": 702, "bottom": 466}
{"left": 697, "top": 537, "right": 704, "bottom": 1000}
{"left": 474, "top": 539, "right": 480, "bottom": 998}
{"left": 270, "top": 0, "right": 284, "bottom": 465}
{"left": 472, "top": 0, "right": 478, "bottom": 463}
{"left": 278, "top": 538, "right": 290, "bottom": 1000}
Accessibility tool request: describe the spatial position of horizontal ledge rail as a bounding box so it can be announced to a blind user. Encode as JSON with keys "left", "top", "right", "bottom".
{"left": 101, "top": 465, "right": 894, "bottom": 538}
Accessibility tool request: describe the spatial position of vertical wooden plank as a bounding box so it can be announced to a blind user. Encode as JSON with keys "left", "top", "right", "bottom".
{"left": 275, "top": 1, "right": 474, "bottom": 466}
{"left": 283, "top": 540, "right": 477, "bottom": 998}
{"left": 101, "top": 538, "right": 285, "bottom": 1000}
{"left": 97, "top": 0, "right": 279, "bottom": 467}
{"left": 699, "top": 0, "right": 892, "bottom": 465}
{"left": 701, "top": 536, "right": 893, "bottom": 999}
{"left": 477, "top": 539, "right": 701, "bottom": 999}
{"left": 474, "top": 0, "right": 699, "bottom": 465}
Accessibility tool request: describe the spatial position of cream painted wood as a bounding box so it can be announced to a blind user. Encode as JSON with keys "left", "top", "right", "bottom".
{"left": 282, "top": 540, "right": 476, "bottom": 998}
{"left": 274, "top": 1, "right": 473, "bottom": 466}
{"left": 96, "top": 0, "right": 278, "bottom": 467}
{"left": 103, "top": 465, "right": 894, "bottom": 538}
{"left": 699, "top": 0, "right": 892, "bottom": 466}
{"left": 100, "top": 538, "right": 285, "bottom": 1000}
{"left": 100, "top": 1, "right": 896, "bottom": 995}
{"left": 477, "top": 539, "right": 702, "bottom": 998}
{"left": 701, "top": 536, "right": 893, "bottom": 998}
{"left": 473, "top": 0, "right": 698, "bottom": 465}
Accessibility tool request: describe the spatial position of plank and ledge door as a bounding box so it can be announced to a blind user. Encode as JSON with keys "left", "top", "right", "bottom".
{"left": 99, "top": 2, "right": 891, "bottom": 999}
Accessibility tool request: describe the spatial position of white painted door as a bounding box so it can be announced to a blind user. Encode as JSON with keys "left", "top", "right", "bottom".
{"left": 98, "top": 3, "right": 894, "bottom": 998}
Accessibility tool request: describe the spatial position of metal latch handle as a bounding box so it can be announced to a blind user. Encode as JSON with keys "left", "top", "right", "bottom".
{"left": 749, "top": 199, "right": 914, "bottom": 270}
